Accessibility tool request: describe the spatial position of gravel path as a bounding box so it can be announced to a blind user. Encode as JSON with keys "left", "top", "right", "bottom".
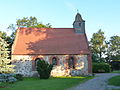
{"left": 69, "top": 73, "right": 120, "bottom": 90}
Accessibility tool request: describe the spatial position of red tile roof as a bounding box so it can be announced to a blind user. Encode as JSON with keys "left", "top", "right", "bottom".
{"left": 12, "top": 28, "right": 90, "bottom": 55}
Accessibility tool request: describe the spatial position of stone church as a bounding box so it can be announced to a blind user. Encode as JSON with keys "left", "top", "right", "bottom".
{"left": 11, "top": 13, "right": 92, "bottom": 77}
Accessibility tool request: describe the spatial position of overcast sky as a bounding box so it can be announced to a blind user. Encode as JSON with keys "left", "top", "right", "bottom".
{"left": 0, "top": 0, "right": 120, "bottom": 40}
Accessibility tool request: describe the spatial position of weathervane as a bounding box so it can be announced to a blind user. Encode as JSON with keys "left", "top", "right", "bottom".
{"left": 77, "top": 9, "right": 79, "bottom": 13}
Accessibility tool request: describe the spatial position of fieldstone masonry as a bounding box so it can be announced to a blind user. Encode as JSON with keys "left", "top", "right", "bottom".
{"left": 12, "top": 55, "right": 89, "bottom": 77}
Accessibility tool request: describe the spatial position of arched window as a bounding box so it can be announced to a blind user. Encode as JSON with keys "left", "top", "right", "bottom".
{"left": 35, "top": 58, "right": 40, "bottom": 66}
{"left": 35, "top": 58, "right": 43, "bottom": 69}
{"left": 68, "top": 57, "right": 75, "bottom": 69}
{"left": 52, "top": 57, "right": 57, "bottom": 66}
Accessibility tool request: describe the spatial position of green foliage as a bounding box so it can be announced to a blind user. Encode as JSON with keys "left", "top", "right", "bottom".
{"left": 0, "top": 31, "right": 13, "bottom": 60}
{"left": 92, "top": 63, "right": 111, "bottom": 73}
{"left": 16, "top": 16, "right": 37, "bottom": 27}
{"left": 0, "top": 37, "right": 15, "bottom": 73}
{"left": 92, "top": 53, "right": 105, "bottom": 63}
{"left": 105, "top": 35, "right": 120, "bottom": 70}
{"left": 0, "top": 73, "right": 17, "bottom": 83}
{"left": 0, "top": 31, "right": 12, "bottom": 48}
{"left": 7, "top": 24, "right": 16, "bottom": 43}
{"left": 14, "top": 74, "right": 23, "bottom": 81}
{"left": 109, "top": 35, "right": 120, "bottom": 55}
{"left": 106, "top": 36, "right": 120, "bottom": 62}
{"left": 0, "top": 31, "right": 8, "bottom": 40}
{"left": 108, "top": 75, "right": 120, "bottom": 86}
{"left": 90, "top": 30, "right": 120, "bottom": 64}
{"left": 90, "top": 29, "right": 107, "bottom": 62}
{"left": 36, "top": 60, "right": 53, "bottom": 79}
{"left": 111, "top": 70, "right": 120, "bottom": 73}
{"left": 92, "top": 53, "right": 99, "bottom": 62}
{"left": 110, "top": 60, "right": 120, "bottom": 70}
{"left": 16, "top": 16, "right": 52, "bottom": 28}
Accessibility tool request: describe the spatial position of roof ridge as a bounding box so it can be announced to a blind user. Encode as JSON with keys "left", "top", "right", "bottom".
{"left": 18, "top": 27, "right": 74, "bottom": 29}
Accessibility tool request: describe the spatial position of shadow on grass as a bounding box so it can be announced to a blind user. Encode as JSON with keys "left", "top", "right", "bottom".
{"left": 0, "top": 76, "right": 93, "bottom": 90}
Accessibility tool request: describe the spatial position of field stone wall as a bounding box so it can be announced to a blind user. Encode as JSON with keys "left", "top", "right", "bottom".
{"left": 12, "top": 55, "right": 89, "bottom": 77}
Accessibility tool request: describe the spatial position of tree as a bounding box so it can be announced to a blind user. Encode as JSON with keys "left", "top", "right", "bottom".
{"left": 7, "top": 16, "right": 52, "bottom": 47}
{"left": 109, "top": 35, "right": 120, "bottom": 56}
{"left": 16, "top": 16, "right": 52, "bottom": 28}
{"left": 0, "top": 31, "right": 12, "bottom": 60}
{"left": 0, "top": 31, "right": 13, "bottom": 49}
{"left": 105, "top": 35, "right": 120, "bottom": 70}
{"left": 106, "top": 35, "right": 120, "bottom": 62}
{"left": 0, "top": 37, "right": 15, "bottom": 73}
{"left": 0, "top": 31, "right": 12, "bottom": 44}
{"left": 90, "top": 29, "right": 107, "bottom": 62}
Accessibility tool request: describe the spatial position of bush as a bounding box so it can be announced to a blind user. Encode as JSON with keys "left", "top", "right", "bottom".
{"left": 92, "top": 63, "right": 111, "bottom": 73}
{"left": 110, "top": 60, "right": 120, "bottom": 71}
{"left": 0, "top": 73, "right": 17, "bottom": 83}
{"left": 14, "top": 74, "right": 23, "bottom": 81}
{"left": 37, "top": 60, "right": 53, "bottom": 79}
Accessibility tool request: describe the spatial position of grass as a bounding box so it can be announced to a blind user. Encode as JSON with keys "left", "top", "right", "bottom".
{"left": 108, "top": 75, "right": 120, "bottom": 86}
{"left": 111, "top": 70, "right": 120, "bottom": 73}
{"left": 0, "top": 76, "right": 93, "bottom": 90}
{"left": 108, "top": 75, "right": 120, "bottom": 90}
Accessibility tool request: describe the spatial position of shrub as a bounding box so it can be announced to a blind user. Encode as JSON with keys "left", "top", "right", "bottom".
{"left": 36, "top": 60, "right": 53, "bottom": 79}
{"left": 92, "top": 63, "right": 111, "bottom": 73}
{"left": 110, "top": 60, "right": 120, "bottom": 71}
{"left": 0, "top": 73, "right": 17, "bottom": 83}
{"left": 14, "top": 74, "right": 23, "bottom": 81}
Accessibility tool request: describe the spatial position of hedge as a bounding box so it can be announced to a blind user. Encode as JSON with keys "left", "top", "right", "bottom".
{"left": 92, "top": 63, "right": 111, "bottom": 73}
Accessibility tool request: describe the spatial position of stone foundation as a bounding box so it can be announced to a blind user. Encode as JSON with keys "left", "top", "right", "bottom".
{"left": 12, "top": 54, "right": 89, "bottom": 77}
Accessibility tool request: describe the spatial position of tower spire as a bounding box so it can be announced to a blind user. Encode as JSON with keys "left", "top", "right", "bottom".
{"left": 73, "top": 13, "right": 85, "bottom": 33}
{"left": 75, "top": 13, "right": 84, "bottom": 22}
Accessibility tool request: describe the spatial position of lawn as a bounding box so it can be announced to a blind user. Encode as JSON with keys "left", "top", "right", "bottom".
{"left": 0, "top": 76, "right": 93, "bottom": 90}
{"left": 111, "top": 70, "right": 120, "bottom": 73}
{"left": 108, "top": 75, "right": 120, "bottom": 86}
{"left": 108, "top": 75, "right": 120, "bottom": 90}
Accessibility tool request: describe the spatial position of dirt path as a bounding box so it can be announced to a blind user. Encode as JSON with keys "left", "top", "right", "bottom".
{"left": 69, "top": 73, "right": 120, "bottom": 90}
